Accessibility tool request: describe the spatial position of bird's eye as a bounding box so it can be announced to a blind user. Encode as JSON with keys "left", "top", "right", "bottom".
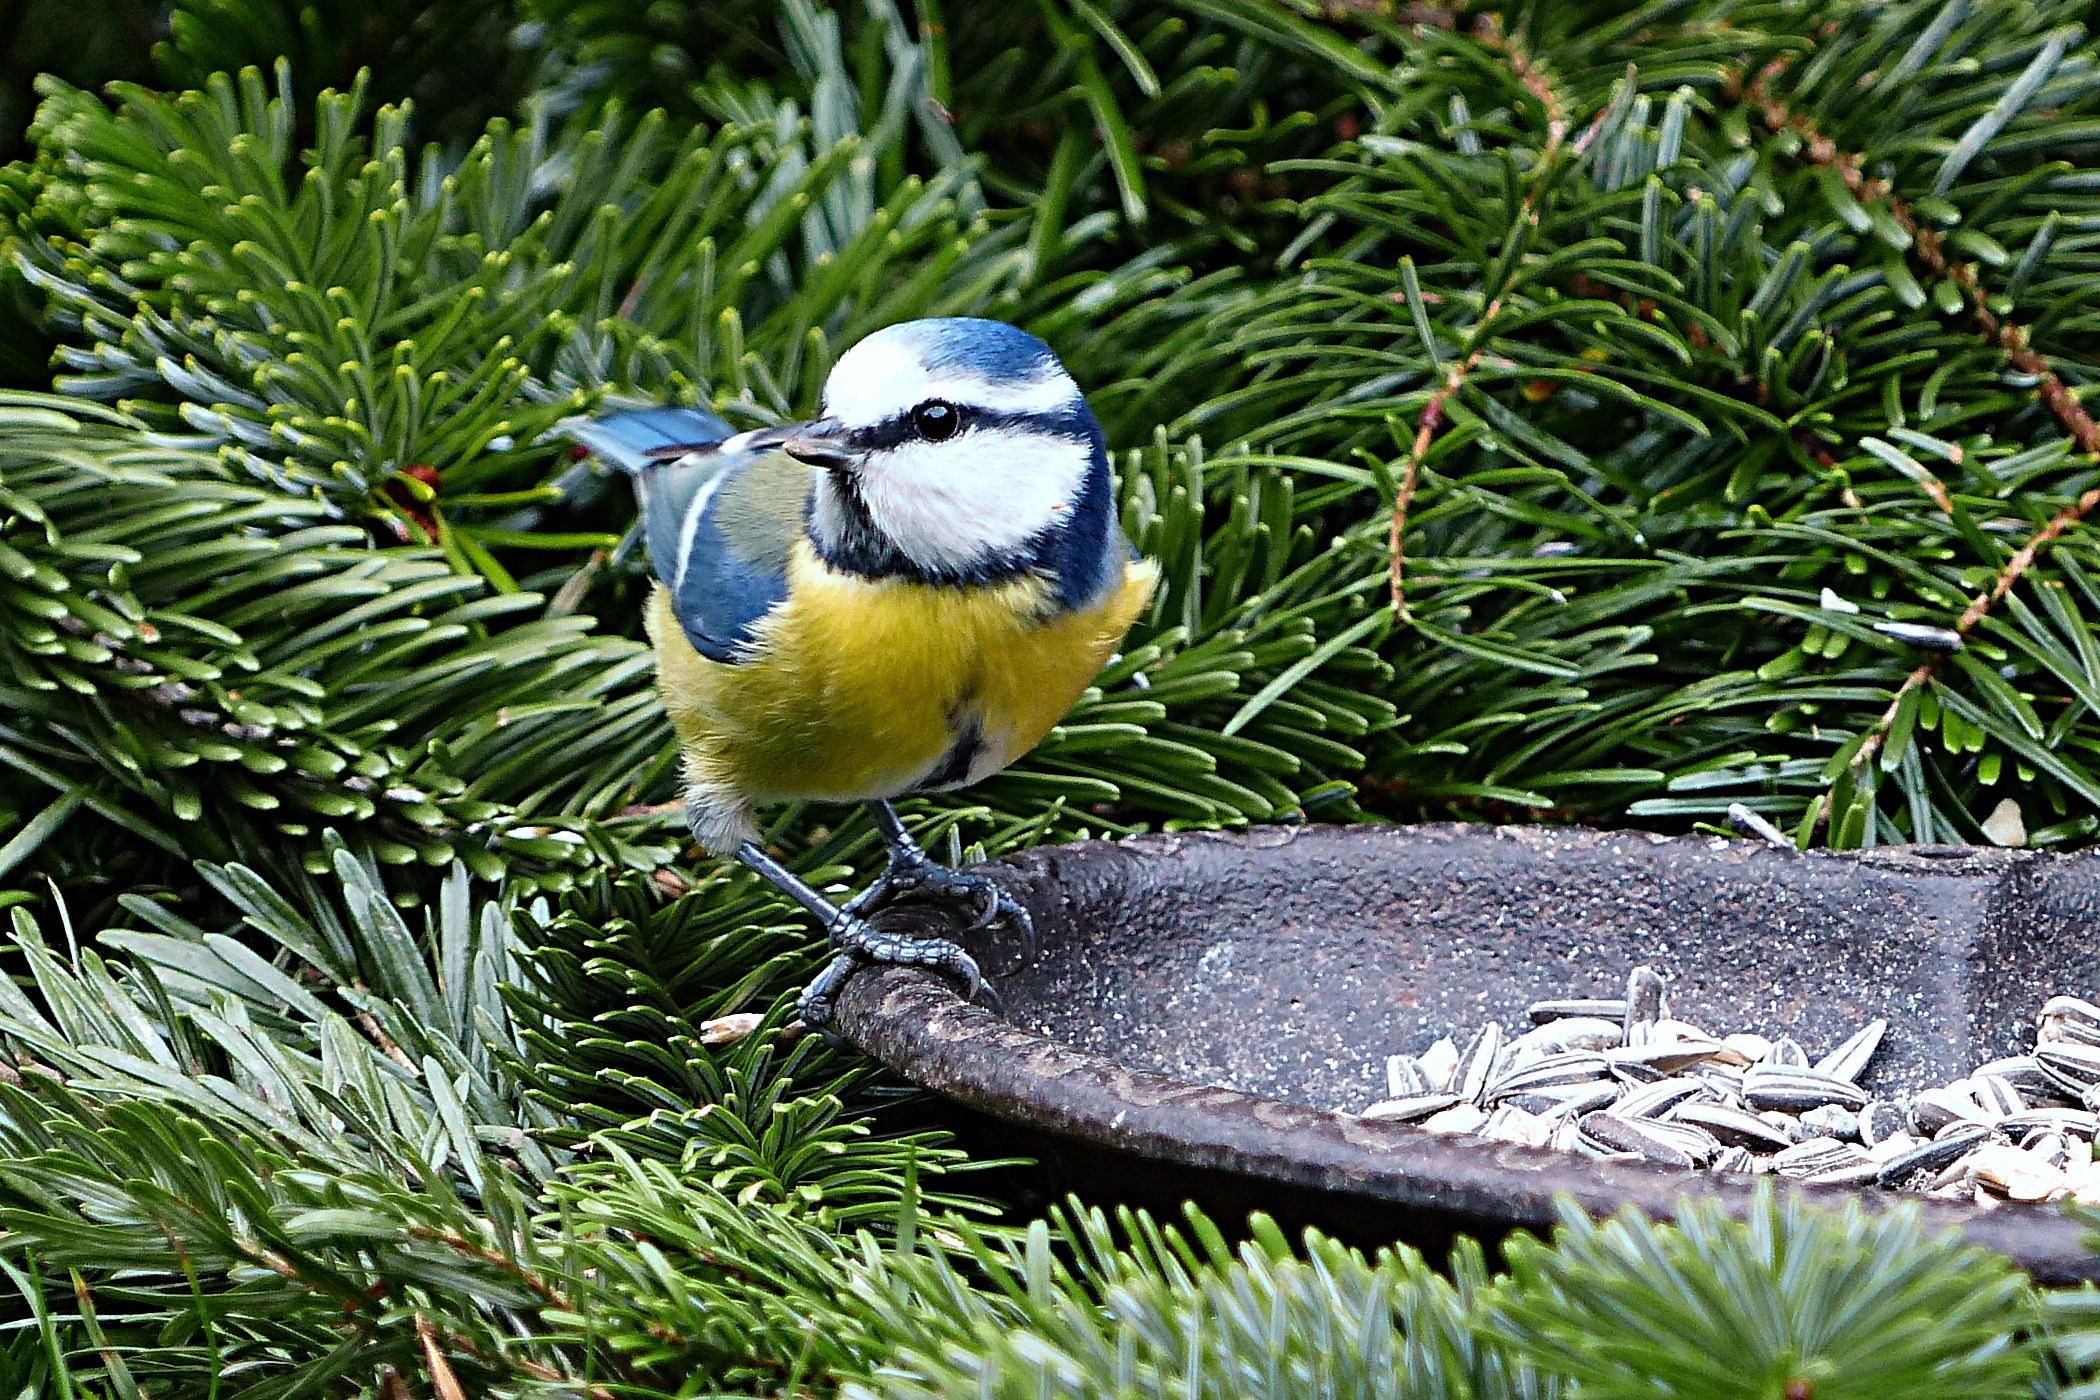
{"left": 910, "top": 400, "right": 961, "bottom": 442}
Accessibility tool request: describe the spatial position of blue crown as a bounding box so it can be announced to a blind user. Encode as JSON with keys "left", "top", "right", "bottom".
{"left": 892, "top": 317, "right": 1061, "bottom": 383}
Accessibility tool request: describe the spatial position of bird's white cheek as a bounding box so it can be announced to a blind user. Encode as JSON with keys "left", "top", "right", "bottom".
{"left": 859, "top": 433, "right": 1089, "bottom": 572}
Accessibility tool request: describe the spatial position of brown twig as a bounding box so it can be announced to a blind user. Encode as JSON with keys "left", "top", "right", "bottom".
{"left": 418, "top": 1315, "right": 471, "bottom": 1400}
{"left": 1389, "top": 357, "right": 1471, "bottom": 617}
{"left": 1476, "top": 16, "right": 1571, "bottom": 150}
{"left": 410, "top": 1224, "right": 569, "bottom": 1309}
{"left": 417, "top": 1311, "right": 621, "bottom": 1400}
{"left": 353, "top": 1000, "right": 417, "bottom": 1071}
{"left": 1740, "top": 62, "right": 2100, "bottom": 775}
{"left": 1389, "top": 20, "right": 1600, "bottom": 616}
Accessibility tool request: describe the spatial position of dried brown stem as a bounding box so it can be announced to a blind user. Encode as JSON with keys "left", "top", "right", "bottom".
{"left": 1389, "top": 361, "right": 1464, "bottom": 617}
{"left": 417, "top": 1312, "right": 620, "bottom": 1400}
{"left": 1389, "top": 21, "right": 1597, "bottom": 616}
{"left": 353, "top": 1000, "right": 417, "bottom": 1071}
{"left": 418, "top": 1315, "right": 471, "bottom": 1400}
{"left": 1476, "top": 15, "right": 1569, "bottom": 150}
{"left": 410, "top": 1223, "right": 570, "bottom": 1310}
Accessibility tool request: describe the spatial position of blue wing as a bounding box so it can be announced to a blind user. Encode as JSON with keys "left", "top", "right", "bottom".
{"left": 566, "top": 405, "right": 813, "bottom": 663}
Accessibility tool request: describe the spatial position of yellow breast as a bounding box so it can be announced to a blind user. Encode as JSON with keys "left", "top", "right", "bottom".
{"left": 649, "top": 543, "right": 1157, "bottom": 806}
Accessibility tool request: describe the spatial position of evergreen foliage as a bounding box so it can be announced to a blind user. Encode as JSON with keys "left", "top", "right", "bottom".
{"left": 3, "top": 0, "right": 2100, "bottom": 1392}
{"left": 1496, "top": 1194, "right": 2035, "bottom": 1399}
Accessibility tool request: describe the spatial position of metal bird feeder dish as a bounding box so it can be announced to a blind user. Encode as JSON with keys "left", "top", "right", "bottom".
{"left": 832, "top": 823, "right": 2100, "bottom": 1282}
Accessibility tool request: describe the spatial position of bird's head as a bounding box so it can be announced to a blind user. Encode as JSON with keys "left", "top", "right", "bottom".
{"left": 753, "top": 318, "right": 1115, "bottom": 591}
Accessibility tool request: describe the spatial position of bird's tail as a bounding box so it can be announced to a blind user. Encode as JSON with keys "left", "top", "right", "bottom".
{"left": 562, "top": 404, "right": 735, "bottom": 473}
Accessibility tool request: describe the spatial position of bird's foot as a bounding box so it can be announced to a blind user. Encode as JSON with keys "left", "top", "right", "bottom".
{"left": 843, "top": 849, "right": 1035, "bottom": 952}
{"left": 796, "top": 907, "right": 1001, "bottom": 1039}
{"left": 731, "top": 836, "right": 1015, "bottom": 1043}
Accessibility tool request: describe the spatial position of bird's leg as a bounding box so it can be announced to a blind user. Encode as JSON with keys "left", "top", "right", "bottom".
{"left": 733, "top": 839, "right": 985, "bottom": 1034}
{"left": 844, "top": 802, "right": 1034, "bottom": 950}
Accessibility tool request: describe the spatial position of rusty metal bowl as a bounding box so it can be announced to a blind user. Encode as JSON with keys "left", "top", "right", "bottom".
{"left": 834, "top": 823, "right": 2100, "bottom": 1281}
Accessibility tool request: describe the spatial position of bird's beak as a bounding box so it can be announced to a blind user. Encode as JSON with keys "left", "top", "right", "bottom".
{"left": 719, "top": 417, "right": 858, "bottom": 472}
{"left": 781, "top": 417, "right": 856, "bottom": 471}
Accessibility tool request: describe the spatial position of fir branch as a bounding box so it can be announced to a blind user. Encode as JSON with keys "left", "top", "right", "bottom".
{"left": 1386, "top": 15, "right": 1609, "bottom": 617}
{"left": 1738, "top": 32, "right": 2100, "bottom": 786}
{"left": 7, "top": 5, "right": 2100, "bottom": 1392}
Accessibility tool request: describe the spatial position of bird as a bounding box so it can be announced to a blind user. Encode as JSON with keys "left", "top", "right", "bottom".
{"left": 566, "top": 317, "right": 1157, "bottom": 1029}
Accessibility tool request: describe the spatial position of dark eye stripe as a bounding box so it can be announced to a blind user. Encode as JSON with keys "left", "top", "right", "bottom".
{"left": 847, "top": 409, "right": 963, "bottom": 452}
{"left": 844, "top": 403, "right": 1093, "bottom": 452}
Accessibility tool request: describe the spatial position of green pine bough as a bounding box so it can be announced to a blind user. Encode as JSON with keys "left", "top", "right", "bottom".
{"left": 3, "top": 0, "right": 2100, "bottom": 1393}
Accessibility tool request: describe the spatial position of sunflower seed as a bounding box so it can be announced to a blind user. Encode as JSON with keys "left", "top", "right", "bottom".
{"left": 1417, "top": 1037, "right": 1460, "bottom": 1092}
{"left": 1385, "top": 1054, "right": 1432, "bottom": 1098}
{"left": 1768, "top": 1036, "right": 1810, "bottom": 1069}
{"left": 1577, "top": 1112, "right": 1695, "bottom": 1167}
{"left": 1745, "top": 1067, "right": 1869, "bottom": 1112}
{"left": 1528, "top": 998, "right": 1627, "bottom": 1025}
{"left": 1509, "top": 1016, "right": 1623, "bottom": 1055}
{"left": 1512, "top": 1081, "right": 1620, "bottom": 1120}
{"left": 1421, "top": 1103, "right": 1490, "bottom": 1134}
{"left": 1874, "top": 621, "right": 1963, "bottom": 651}
{"left": 1609, "top": 1038, "right": 1728, "bottom": 1074}
{"left": 1973, "top": 1056, "right": 2051, "bottom": 1095}
{"left": 1759, "top": 1110, "right": 1809, "bottom": 1144}
{"left": 1803, "top": 1158, "right": 1883, "bottom": 1188}
{"left": 1667, "top": 1101, "right": 1796, "bottom": 1152}
{"left": 1706, "top": 1040, "right": 1756, "bottom": 1069}
{"left": 1454, "top": 1024, "right": 1504, "bottom": 1105}
{"left": 2022, "top": 1130, "right": 2076, "bottom": 1172}
{"left": 1687, "top": 1062, "right": 1749, "bottom": 1100}
{"left": 1489, "top": 1043, "right": 1525, "bottom": 1081}
{"left": 2043, "top": 995, "right": 2100, "bottom": 1022}
{"left": 1632, "top": 1117, "right": 1723, "bottom": 1165}
{"left": 2039, "top": 996, "right": 2100, "bottom": 1035}
{"left": 2041, "top": 1015, "right": 2100, "bottom": 1048}
{"left": 1481, "top": 1104, "right": 1553, "bottom": 1147}
{"left": 1486, "top": 1052, "right": 1612, "bottom": 1102}
{"left": 1712, "top": 1145, "right": 1757, "bottom": 1174}
{"left": 1973, "top": 1074, "right": 2026, "bottom": 1118}
{"left": 1876, "top": 1122, "right": 1992, "bottom": 1189}
{"left": 1615, "top": 1076, "right": 1712, "bottom": 1120}
{"left": 2003, "top": 1106, "right": 2100, "bottom": 1139}
{"left": 1813, "top": 1019, "right": 1887, "bottom": 1084}
{"left": 1772, "top": 1138, "right": 1866, "bottom": 1179}
{"left": 1728, "top": 803, "right": 1798, "bottom": 848}
{"left": 1722, "top": 1032, "right": 1773, "bottom": 1064}
{"left": 1909, "top": 1084, "right": 1989, "bottom": 1135}
{"left": 2038, "top": 1043, "right": 2100, "bottom": 1093}
{"left": 1866, "top": 1131, "right": 1920, "bottom": 1162}
{"left": 1361, "top": 1093, "right": 1460, "bottom": 1123}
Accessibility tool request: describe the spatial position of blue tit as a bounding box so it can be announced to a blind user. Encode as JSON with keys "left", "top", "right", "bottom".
{"left": 568, "top": 318, "right": 1157, "bottom": 1027}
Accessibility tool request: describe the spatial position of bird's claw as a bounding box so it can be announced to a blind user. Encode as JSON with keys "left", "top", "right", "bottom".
{"left": 796, "top": 844, "right": 1033, "bottom": 1038}
{"left": 832, "top": 909, "right": 985, "bottom": 997}
{"left": 795, "top": 908, "right": 998, "bottom": 1040}
{"left": 845, "top": 858, "right": 1033, "bottom": 944}
{"left": 796, "top": 950, "right": 863, "bottom": 1044}
{"left": 974, "top": 885, "right": 1036, "bottom": 967}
